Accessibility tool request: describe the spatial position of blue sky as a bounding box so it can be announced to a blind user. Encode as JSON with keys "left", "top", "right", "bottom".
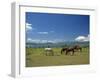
{"left": 26, "top": 12, "right": 89, "bottom": 43}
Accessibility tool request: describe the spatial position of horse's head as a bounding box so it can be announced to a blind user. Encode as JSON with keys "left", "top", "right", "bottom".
{"left": 74, "top": 45, "right": 80, "bottom": 48}
{"left": 73, "top": 45, "right": 82, "bottom": 52}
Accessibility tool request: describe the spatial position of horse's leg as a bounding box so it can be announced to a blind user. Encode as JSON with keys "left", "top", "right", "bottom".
{"left": 61, "top": 49, "right": 63, "bottom": 54}
{"left": 71, "top": 50, "right": 74, "bottom": 56}
{"left": 65, "top": 50, "right": 68, "bottom": 55}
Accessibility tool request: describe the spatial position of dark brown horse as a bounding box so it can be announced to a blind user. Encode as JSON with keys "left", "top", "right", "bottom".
{"left": 61, "top": 45, "right": 82, "bottom": 55}
{"left": 61, "top": 47, "right": 68, "bottom": 54}
{"left": 73, "top": 45, "right": 82, "bottom": 52}
{"left": 61, "top": 47, "right": 75, "bottom": 55}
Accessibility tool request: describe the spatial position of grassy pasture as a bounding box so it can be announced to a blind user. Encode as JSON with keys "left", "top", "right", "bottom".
{"left": 26, "top": 47, "right": 89, "bottom": 67}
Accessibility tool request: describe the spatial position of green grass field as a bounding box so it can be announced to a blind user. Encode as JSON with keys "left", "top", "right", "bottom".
{"left": 26, "top": 47, "right": 89, "bottom": 67}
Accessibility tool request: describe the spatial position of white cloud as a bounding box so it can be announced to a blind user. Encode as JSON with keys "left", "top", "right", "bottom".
{"left": 27, "top": 38, "right": 48, "bottom": 43}
{"left": 27, "top": 38, "right": 49, "bottom": 43}
{"left": 26, "top": 23, "right": 33, "bottom": 31}
{"left": 75, "top": 35, "right": 89, "bottom": 42}
{"left": 37, "top": 31, "right": 54, "bottom": 35}
{"left": 27, "top": 38, "right": 65, "bottom": 43}
{"left": 41, "top": 40, "right": 48, "bottom": 43}
{"left": 27, "top": 38, "right": 41, "bottom": 43}
{"left": 38, "top": 32, "right": 48, "bottom": 34}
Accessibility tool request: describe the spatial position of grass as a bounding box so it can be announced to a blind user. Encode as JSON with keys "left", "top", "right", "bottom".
{"left": 26, "top": 47, "right": 89, "bottom": 67}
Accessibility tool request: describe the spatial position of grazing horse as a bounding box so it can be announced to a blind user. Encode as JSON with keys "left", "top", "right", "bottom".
{"left": 61, "top": 48, "right": 68, "bottom": 54}
{"left": 61, "top": 47, "right": 75, "bottom": 56}
{"left": 44, "top": 48, "right": 54, "bottom": 56}
{"left": 61, "top": 45, "right": 82, "bottom": 56}
{"left": 73, "top": 45, "right": 82, "bottom": 52}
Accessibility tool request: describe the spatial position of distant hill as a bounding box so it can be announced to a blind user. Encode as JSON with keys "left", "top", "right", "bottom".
{"left": 26, "top": 41, "right": 89, "bottom": 48}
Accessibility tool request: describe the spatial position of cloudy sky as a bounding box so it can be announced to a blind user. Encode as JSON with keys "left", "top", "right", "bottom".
{"left": 26, "top": 12, "right": 89, "bottom": 43}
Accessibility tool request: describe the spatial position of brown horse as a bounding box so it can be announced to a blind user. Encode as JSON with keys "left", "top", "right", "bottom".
{"left": 61, "top": 47, "right": 68, "bottom": 54}
{"left": 61, "top": 45, "right": 82, "bottom": 56}
{"left": 73, "top": 45, "right": 82, "bottom": 52}
{"left": 61, "top": 47, "right": 75, "bottom": 55}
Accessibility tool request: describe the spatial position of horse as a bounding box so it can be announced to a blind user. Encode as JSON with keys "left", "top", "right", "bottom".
{"left": 73, "top": 45, "right": 82, "bottom": 52}
{"left": 61, "top": 47, "right": 68, "bottom": 54}
{"left": 44, "top": 48, "right": 54, "bottom": 56}
{"left": 61, "top": 45, "right": 82, "bottom": 56}
{"left": 61, "top": 47, "right": 75, "bottom": 56}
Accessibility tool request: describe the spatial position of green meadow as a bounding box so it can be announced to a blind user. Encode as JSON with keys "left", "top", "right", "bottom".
{"left": 26, "top": 47, "right": 89, "bottom": 67}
